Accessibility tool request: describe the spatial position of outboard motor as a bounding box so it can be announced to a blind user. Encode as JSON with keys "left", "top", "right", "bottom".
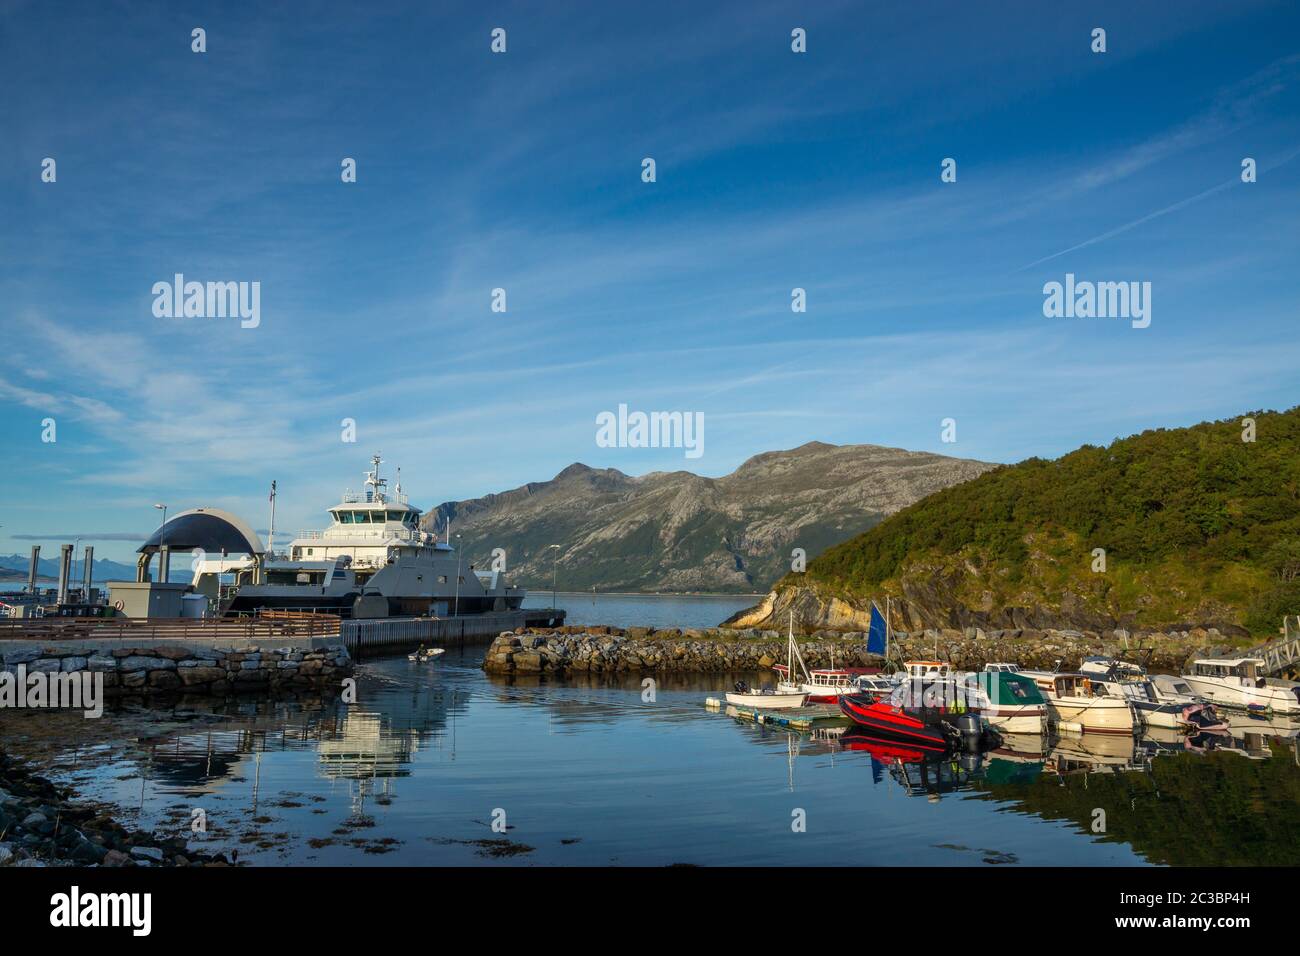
{"left": 953, "top": 713, "right": 984, "bottom": 751}
{"left": 734, "top": 680, "right": 750, "bottom": 694}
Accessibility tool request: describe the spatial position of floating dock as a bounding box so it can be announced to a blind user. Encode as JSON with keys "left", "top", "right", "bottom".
{"left": 705, "top": 698, "right": 847, "bottom": 730}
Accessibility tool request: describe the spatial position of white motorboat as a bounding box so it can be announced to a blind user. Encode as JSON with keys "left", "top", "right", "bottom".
{"left": 850, "top": 672, "right": 898, "bottom": 699}
{"left": 1080, "top": 657, "right": 1226, "bottom": 732}
{"left": 1180, "top": 658, "right": 1300, "bottom": 715}
{"left": 1021, "top": 671, "right": 1135, "bottom": 735}
{"left": 408, "top": 646, "right": 446, "bottom": 663}
{"left": 724, "top": 685, "right": 808, "bottom": 709}
{"left": 969, "top": 666, "right": 1049, "bottom": 734}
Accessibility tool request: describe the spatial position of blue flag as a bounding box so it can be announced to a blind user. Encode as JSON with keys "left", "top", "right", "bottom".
{"left": 867, "top": 603, "right": 887, "bottom": 655}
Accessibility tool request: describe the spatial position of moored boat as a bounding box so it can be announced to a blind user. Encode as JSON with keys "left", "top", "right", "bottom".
{"left": 1020, "top": 671, "right": 1136, "bottom": 735}
{"left": 1080, "top": 656, "right": 1227, "bottom": 732}
{"left": 1180, "top": 658, "right": 1300, "bottom": 715}
{"left": 839, "top": 693, "right": 954, "bottom": 751}
{"left": 840, "top": 682, "right": 1000, "bottom": 753}
{"left": 724, "top": 681, "right": 808, "bottom": 709}
{"left": 768, "top": 612, "right": 881, "bottom": 701}
{"left": 970, "top": 668, "right": 1049, "bottom": 734}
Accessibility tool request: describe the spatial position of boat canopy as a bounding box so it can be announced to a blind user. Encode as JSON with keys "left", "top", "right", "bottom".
{"left": 974, "top": 671, "right": 1046, "bottom": 707}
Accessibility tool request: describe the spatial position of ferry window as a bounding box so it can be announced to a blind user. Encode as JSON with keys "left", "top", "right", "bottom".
{"left": 307, "top": 548, "right": 314, "bottom": 556}
{"left": 388, "top": 511, "right": 403, "bottom": 521}
{"left": 352, "top": 511, "right": 368, "bottom": 523}
{"left": 339, "top": 512, "right": 353, "bottom": 523}
{"left": 437, "top": 575, "right": 447, "bottom": 584}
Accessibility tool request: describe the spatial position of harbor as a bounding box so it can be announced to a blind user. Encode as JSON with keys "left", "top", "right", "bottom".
{"left": 2, "top": 639, "right": 1297, "bottom": 868}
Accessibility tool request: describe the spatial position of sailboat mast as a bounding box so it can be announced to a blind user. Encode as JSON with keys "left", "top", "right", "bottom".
{"left": 788, "top": 611, "right": 794, "bottom": 677}
{"left": 886, "top": 594, "right": 891, "bottom": 660}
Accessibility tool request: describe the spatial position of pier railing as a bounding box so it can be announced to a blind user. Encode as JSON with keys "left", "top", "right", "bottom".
{"left": 0, "top": 613, "right": 341, "bottom": 644}
{"left": 1242, "top": 616, "right": 1300, "bottom": 676}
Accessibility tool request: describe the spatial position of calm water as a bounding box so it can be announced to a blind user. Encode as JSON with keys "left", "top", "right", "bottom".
{"left": 11, "top": 642, "right": 1299, "bottom": 867}
{"left": 522, "top": 590, "right": 758, "bottom": 629}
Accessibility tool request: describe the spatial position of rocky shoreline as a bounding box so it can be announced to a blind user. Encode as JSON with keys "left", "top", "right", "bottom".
{"left": 484, "top": 623, "right": 1243, "bottom": 676}
{"left": 0, "top": 748, "right": 232, "bottom": 868}
{"left": 0, "top": 643, "right": 353, "bottom": 697}
{"left": 723, "top": 585, "right": 1256, "bottom": 639}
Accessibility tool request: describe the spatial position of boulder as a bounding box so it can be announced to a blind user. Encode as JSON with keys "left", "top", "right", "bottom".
{"left": 178, "top": 666, "right": 225, "bottom": 686}
{"left": 148, "top": 670, "right": 182, "bottom": 690}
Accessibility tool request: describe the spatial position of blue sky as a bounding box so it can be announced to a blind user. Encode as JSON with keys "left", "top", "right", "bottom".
{"left": 2, "top": 0, "right": 1298, "bottom": 562}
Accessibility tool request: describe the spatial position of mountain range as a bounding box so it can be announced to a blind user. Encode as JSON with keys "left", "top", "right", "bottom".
{"left": 0, "top": 554, "right": 189, "bottom": 586}
{"left": 422, "top": 442, "right": 996, "bottom": 593}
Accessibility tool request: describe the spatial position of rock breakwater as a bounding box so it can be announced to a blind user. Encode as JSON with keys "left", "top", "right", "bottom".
{"left": 484, "top": 624, "right": 1234, "bottom": 675}
{"left": 0, "top": 644, "right": 353, "bottom": 697}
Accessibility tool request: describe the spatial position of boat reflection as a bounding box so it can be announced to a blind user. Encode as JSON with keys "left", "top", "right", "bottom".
{"left": 840, "top": 729, "right": 991, "bottom": 799}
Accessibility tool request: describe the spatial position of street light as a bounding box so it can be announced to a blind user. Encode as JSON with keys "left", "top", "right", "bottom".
{"left": 453, "top": 533, "right": 462, "bottom": 617}
{"left": 547, "top": 544, "right": 560, "bottom": 610}
{"left": 154, "top": 503, "right": 168, "bottom": 528}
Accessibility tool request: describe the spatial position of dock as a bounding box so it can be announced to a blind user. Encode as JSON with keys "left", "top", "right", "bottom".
{"left": 705, "top": 698, "right": 847, "bottom": 730}
{"left": 0, "top": 608, "right": 566, "bottom": 660}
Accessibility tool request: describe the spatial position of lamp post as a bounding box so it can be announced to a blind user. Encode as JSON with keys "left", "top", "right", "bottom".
{"left": 453, "top": 533, "right": 462, "bottom": 617}
{"left": 547, "top": 544, "right": 560, "bottom": 610}
{"left": 154, "top": 503, "right": 168, "bottom": 528}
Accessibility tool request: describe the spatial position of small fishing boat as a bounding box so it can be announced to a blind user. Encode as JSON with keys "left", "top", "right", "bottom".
{"left": 1180, "top": 658, "right": 1300, "bottom": 715}
{"left": 772, "top": 662, "right": 883, "bottom": 702}
{"left": 1080, "top": 657, "right": 1227, "bottom": 732}
{"left": 969, "top": 668, "right": 1049, "bottom": 734}
{"left": 767, "top": 612, "right": 875, "bottom": 701}
{"left": 850, "top": 672, "right": 898, "bottom": 699}
{"left": 724, "top": 681, "right": 808, "bottom": 709}
{"left": 1020, "top": 671, "right": 1136, "bottom": 735}
{"left": 407, "top": 646, "right": 446, "bottom": 663}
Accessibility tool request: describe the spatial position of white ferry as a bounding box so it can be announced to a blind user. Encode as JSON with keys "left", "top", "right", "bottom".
{"left": 217, "top": 456, "right": 525, "bottom": 619}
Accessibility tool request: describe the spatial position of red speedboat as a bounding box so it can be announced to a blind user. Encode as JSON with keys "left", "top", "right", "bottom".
{"left": 838, "top": 693, "right": 955, "bottom": 751}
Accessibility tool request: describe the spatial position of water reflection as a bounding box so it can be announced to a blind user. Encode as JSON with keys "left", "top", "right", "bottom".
{"left": 10, "top": 654, "right": 1300, "bottom": 866}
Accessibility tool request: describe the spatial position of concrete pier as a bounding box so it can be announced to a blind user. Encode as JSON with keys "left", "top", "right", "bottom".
{"left": 340, "top": 608, "right": 565, "bottom": 659}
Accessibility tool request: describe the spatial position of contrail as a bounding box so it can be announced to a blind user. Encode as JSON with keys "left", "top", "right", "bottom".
{"left": 1015, "top": 145, "right": 1300, "bottom": 273}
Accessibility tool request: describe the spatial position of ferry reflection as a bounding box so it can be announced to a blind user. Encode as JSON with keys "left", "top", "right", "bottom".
{"left": 137, "top": 677, "right": 466, "bottom": 793}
